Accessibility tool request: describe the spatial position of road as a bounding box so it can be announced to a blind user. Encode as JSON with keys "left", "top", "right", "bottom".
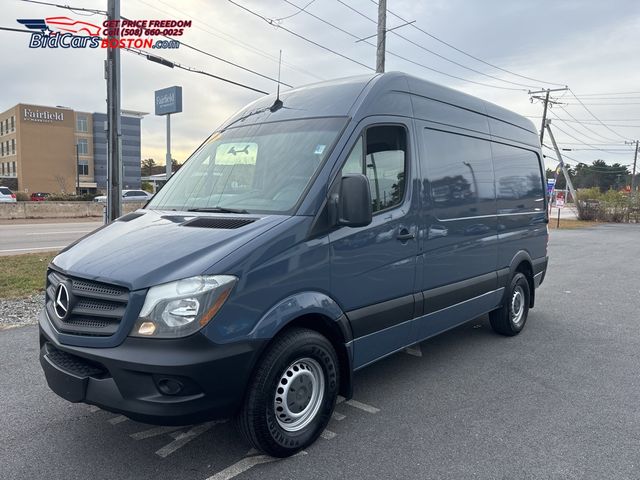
{"left": 1, "top": 224, "right": 640, "bottom": 480}
{"left": 0, "top": 221, "right": 103, "bottom": 255}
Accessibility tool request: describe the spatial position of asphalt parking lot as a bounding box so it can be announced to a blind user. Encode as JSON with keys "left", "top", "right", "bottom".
{"left": 1, "top": 223, "right": 639, "bottom": 480}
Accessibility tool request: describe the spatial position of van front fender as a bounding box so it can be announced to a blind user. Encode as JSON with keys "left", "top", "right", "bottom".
{"left": 248, "top": 291, "right": 347, "bottom": 341}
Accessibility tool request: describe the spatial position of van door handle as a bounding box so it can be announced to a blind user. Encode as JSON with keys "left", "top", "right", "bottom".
{"left": 396, "top": 229, "right": 415, "bottom": 241}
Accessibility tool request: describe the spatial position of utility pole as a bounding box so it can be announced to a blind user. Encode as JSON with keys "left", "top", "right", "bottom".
{"left": 106, "top": 0, "right": 122, "bottom": 222}
{"left": 625, "top": 140, "right": 638, "bottom": 193}
{"left": 376, "top": 0, "right": 386, "bottom": 73}
{"left": 546, "top": 120, "right": 577, "bottom": 203}
{"left": 529, "top": 87, "right": 568, "bottom": 146}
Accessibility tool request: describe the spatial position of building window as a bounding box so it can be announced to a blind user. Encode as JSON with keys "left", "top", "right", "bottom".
{"left": 4, "top": 119, "right": 7, "bottom": 134}
{"left": 77, "top": 138, "right": 89, "bottom": 155}
{"left": 1, "top": 142, "right": 4, "bottom": 156}
{"left": 1, "top": 163, "right": 4, "bottom": 175}
{"left": 0, "top": 120, "right": 3, "bottom": 136}
{"left": 76, "top": 115, "right": 88, "bottom": 133}
{"left": 12, "top": 162, "right": 16, "bottom": 175}
{"left": 78, "top": 160, "right": 89, "bottom": 176}
{"left": 10, "top": 116, "right": 15, "bottom": 131}
{"left": 11, "top": 139, "right": 15, "bottom": 155}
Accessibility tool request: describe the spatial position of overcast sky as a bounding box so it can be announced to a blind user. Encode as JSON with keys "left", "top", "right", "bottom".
{"left": 3, "top": 0, "right": 640, "bottom": 170}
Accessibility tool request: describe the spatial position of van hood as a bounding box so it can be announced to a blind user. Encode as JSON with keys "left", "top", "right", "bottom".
{"left": 51, "top": 209, "right": 288, "bottom": 291}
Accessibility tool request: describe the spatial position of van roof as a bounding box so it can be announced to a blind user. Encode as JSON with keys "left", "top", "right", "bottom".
{"left": 221, "top": 72, "right": 539, "bottom": 147}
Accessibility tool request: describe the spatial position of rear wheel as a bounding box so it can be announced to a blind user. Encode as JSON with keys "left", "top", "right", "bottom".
{"left": 238, "top": 328, "right": 339, "bottom": 457}
{"left": 489, "top": 272, "right": 530, "bottom": 336}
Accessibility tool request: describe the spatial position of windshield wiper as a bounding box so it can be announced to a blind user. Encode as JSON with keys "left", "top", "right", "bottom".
{"left": 187, "top": 207, "right": 249, "bottom": 214}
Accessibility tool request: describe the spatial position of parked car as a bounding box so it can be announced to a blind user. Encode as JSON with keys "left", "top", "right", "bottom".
{"left": 39, "top": 73, "right": 549, "bottom": 458}
{"left": 0, "top": 186, "right": 17, "bottom": 203}
{"left": 30, "top": 192, "right": 49, "bottom": 201}
{"left": 93, "top": 189, "right": 153, "bottom": 203}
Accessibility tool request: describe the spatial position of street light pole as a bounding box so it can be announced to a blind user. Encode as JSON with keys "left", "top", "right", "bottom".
{"left": 106, "top": 0, "right": 122, "bottom": 221}
{"left": 76, "top": 143, "right": 80, "bottom": 195}
{"left": 625, "top": 140, "right": 638, "bottom": 193}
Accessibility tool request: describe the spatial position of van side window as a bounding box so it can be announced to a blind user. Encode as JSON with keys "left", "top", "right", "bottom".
{"left": 422, "top": 129, "right": 494, "bottom": 219}
{"left": 343, "top": 126, "right": 407, "bottom": 213}
{"left": 492, "top": 143, "right": 545, "bottom": 213}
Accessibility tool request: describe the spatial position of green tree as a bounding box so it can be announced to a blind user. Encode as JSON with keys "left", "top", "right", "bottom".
{"left": 141, "top": 158, "right": 156, "bottom": 176}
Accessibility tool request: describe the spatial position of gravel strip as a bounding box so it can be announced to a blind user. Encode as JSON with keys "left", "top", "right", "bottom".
{"left": 0, "top": 293, "right": 45, "bottom": 330}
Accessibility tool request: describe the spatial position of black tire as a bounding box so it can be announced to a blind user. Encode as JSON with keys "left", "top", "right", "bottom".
{"left": 489, "top": 272, "right": 531, "bottom": 336}
{"left": 238, "top": 328, "right": 339, "bottom": 457}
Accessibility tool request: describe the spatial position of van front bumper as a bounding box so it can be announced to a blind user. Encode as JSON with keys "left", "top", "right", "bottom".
{"left": 38, "top": 309, "right": 266, "bottom": 425}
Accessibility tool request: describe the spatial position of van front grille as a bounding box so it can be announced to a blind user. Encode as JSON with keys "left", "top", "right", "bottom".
{"left": 45, "top": 270, "right": 129, "bottom": 337}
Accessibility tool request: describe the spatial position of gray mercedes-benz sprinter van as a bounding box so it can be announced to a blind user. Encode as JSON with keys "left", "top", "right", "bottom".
{"left": 39, "top": 72, "right": 548, "bottom": 457}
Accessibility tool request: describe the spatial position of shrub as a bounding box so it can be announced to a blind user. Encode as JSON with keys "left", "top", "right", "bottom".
{"left": 141, "top": 181, "right": 154, "bottom": 193}
{"left": 15, "top": 191, "right": 30, "bottom": 202}
{"left": 576, "top": 188, "right": 603, "bottom": 221}
{"left": 46, "top": 193, "right": 97, "bottom": 202}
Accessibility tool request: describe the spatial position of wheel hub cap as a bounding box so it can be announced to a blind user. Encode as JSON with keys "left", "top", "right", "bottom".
{"left": 274, "top": 358, "right": 325, "bottom": 432}
{"left": 511, "top": 285, "right": 525, "bottom": 326}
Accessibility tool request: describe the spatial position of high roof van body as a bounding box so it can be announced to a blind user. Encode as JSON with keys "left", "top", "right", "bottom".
{"left": 39, "top": 72, "right": 549, "bottom": 457}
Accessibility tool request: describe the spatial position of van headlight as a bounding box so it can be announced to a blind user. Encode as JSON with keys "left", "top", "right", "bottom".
{"left": 130, "top": 275, "right": 237, "bottom": 338}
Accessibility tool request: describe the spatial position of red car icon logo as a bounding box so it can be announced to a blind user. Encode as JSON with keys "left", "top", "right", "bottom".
{"left": 45, "top": 16, "right": 102, "bottom": 36}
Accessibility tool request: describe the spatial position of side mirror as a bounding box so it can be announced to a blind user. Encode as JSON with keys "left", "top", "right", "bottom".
{"left": 335, "top": 174, "right": 372, "bottom": 227}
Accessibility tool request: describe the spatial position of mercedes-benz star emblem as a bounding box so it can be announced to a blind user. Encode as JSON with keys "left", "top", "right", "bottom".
{"left": 54, "top": 283, "right": 70, "bottom": 320}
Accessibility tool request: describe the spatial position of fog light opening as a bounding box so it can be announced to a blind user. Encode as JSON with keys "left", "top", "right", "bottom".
{"left": 157, "top": 378, "right": 184, "bottom": 396}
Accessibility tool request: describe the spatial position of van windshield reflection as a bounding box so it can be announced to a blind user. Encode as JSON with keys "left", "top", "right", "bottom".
{"left": 147, "top": 117, "right": 346, "bottom": 214}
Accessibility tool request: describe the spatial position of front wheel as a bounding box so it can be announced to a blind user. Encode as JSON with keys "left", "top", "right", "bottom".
{"left": 489, "top": 272, "right": 531, "bottom": 336}
{"left": 238, "top": 328, "right": 339, "bottom": 457}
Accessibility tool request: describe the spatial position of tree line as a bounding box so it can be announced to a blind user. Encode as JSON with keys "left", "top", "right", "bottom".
{"left": 546, "top": 160, "right": 637, "bottom": 192}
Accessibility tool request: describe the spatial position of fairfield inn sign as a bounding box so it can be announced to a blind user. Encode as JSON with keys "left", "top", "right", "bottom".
{"left": 23, "top": 107, "right": 64, "bottom": 123}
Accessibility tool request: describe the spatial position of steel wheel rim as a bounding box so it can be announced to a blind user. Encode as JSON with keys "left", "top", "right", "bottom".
{"left": 511, "top": 285, "right": 525, "bottom": 326}
{"left": 274, "top": 357, "right": 325, "bottom": 432}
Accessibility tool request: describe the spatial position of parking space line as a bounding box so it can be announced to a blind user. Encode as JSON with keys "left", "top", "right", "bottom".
{"left": 108, "top": 415, "right": 128, "bottom": 425}
{"left": 345, "top": 399, "right": 380, "bottom": 414}
{"left": 130, "top": 425, "right": 184, "bottom": 440}
{"left": 205, "top": 451, "right": 307, "bottom": 480}
{"left": 156, "top": 421, "right": 224, "bottom": 458}
{"left": 321, "top": 429, "right": 336, "bottom": 440}
{"left": 332, "top": 411, "right": 346, "bottom": 421}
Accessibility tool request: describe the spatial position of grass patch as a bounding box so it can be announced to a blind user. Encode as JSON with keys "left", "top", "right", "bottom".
{"left": 0, "top": 252, "right": 57, "bottom": 299}
{"left": 548, "top": 219, "right": 599, "bottom": 229}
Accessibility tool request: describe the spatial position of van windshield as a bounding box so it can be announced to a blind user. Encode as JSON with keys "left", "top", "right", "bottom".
{"left": 147, "top": 117, "right": 346, "bottom": 214}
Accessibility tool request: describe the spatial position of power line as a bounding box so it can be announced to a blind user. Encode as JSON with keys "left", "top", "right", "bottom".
{"left": 119, "top": 4, "right": 293, "bottom": 88}
{"left": 569, "top": 89, "right": 630, "bottom": 141}
{"left": 150, "top": 0, "right": 324, "bottom": 81}
{"left": 0, "top": 26, "right": 35, "bottom": 34}
{"left": 19, "top": 0, "right": 106, "bottom": 14}
{"left": 330, "top": 0, "right": 527, "bottom": 91}
{"left": 228, "top": 0, "right": 373, "bottom": 71}
{"left": 556, "top": 106, "right": 620, "bottom": 143}
{"left": 274, "top": 0, "right": 316, "bottom": 21}
{"left": 550, "top": 122, "right": 632, "bottom": 155}
{"left": 334, "top": 0, "right": 535, "bottom": 89}
{"left": 284, "top": 0, "right": 529, "bottom": 91}
{"left": 573, "top": 91, "right": 640, "bottom": 97}
{"left": 125, "top": 47, "right": 269, "bottom": 95}
{"left": 366, "top": 0, "right": 566, "bottom": 88}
